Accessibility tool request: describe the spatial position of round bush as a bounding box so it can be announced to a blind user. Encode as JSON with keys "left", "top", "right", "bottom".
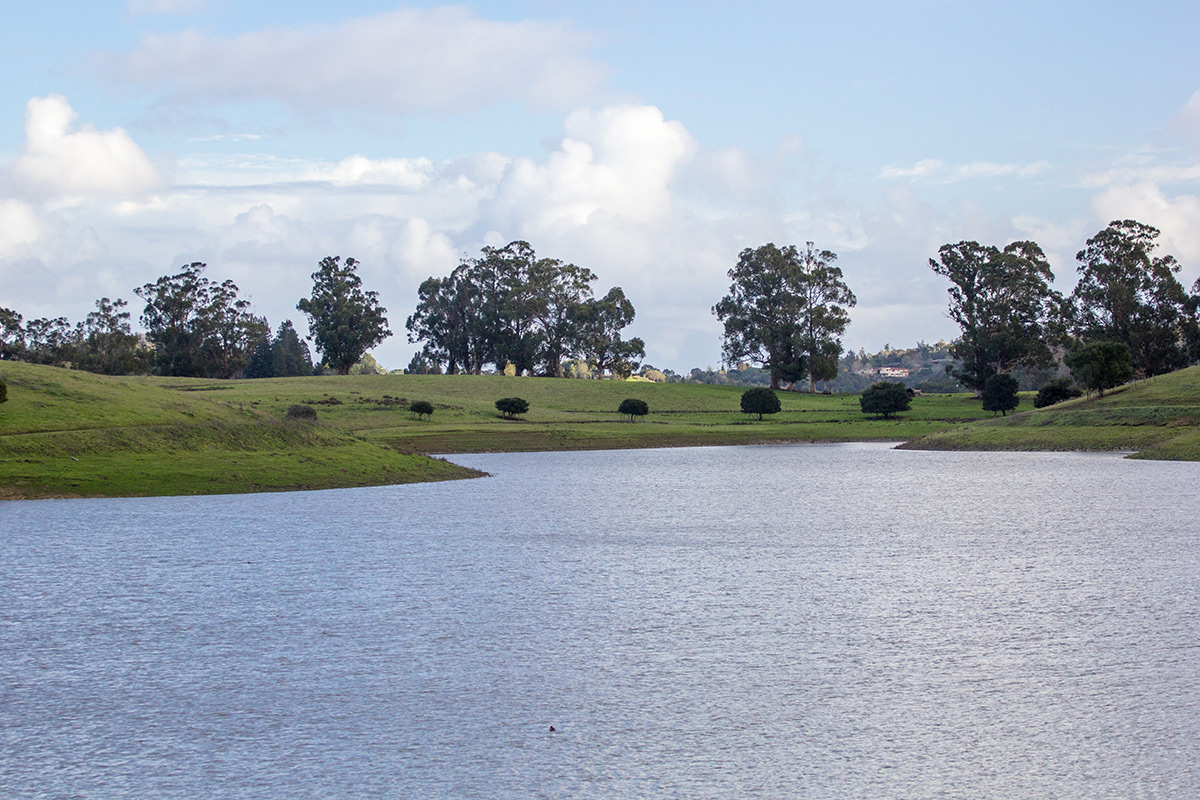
{"left": 410, "top": 400, "right": 434, "bottom": 420}
{"left": 1034, "top": 377, "right": 1082, "bottom": 408}
{"left": 495, "top": 397, "right": 530, "bottom": 419}
{"left": 618, "top": 398, "right": 649, "bottom": 421}
{"left": 740, "top": 387, "right": 781, "bottom": 420}
{"left": 286, "top": 403, "right": 317, "bottom": 420}
{"left": 859, "top": 381, "right": 910, "bottom": 418}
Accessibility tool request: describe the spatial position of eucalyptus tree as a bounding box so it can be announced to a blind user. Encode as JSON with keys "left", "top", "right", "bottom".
{"left": 714, "top": 242, "right": 856, "bottom": 390}
{"left": 1069, "top": 220, "right": 1195, "bottom": 376}
{"left": 298, "top": 256, "right": 391, "bottom": 375}
{"left": 574, "top": 286, "right": 645, "bottom": 378}
{"left": 930, "top": 239, "right": 1062, "bottom": 392}
{"left": 526, "top": 257, "right": 597, "bottom": 377}
{"left": 137, "top": 262, "right": 267, "bottom": 378}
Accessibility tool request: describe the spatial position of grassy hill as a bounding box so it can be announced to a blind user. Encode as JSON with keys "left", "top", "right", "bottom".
{"left": 4, "top": 361, "right": 1197, "bottom": 499}
{"left": 900, "top": 364, "right": 1200, "bottom": 460}
{"left": 0, "top": 362, "right": 481, "bottom": 500}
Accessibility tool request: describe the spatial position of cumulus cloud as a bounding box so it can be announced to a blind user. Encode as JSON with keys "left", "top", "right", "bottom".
{"left": 1090, "top": 181, "right": 1200, "bottom": 266}
{"left": 104, "top": 7, "right": 604, "bottom": 113}
{"left": 12, "top": 95, "right": 163, "bottom": 199}
{"left": 485, "top": 105, "right": 698, "bottom": 234}
{"left": 0, "top": 200, "right": 49, "bottom": 260}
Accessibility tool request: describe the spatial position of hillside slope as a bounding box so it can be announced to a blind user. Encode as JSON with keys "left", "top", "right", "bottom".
{"left": 0, "top": 362, "right": 481, "bottom": 499}
{"left": 900, "top": 365, "right": 1200, "bottom": 460}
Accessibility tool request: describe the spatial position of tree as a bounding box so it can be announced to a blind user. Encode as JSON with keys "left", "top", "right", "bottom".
{"left": 21, "top": 316, "right": 76, "bottom": 366}
{"left": 526, "top": 258, "right": 596, "bottom": 377}
{"left": 495, "top": 397, "right": 529, "bottom": 419}
{"left": 75, "top": 298, "right": 150, "bottom": 375}
{"left": 1069, "top": 220, "right": 1195, "bottom": 376}
{"left": 575, "top": 287, "right": 645, "bottom": 379}
{"left": 1065, "top": 340, "right": 1133, "bottom": 397}
{"left": 618, "top": 398, "right": 649, "bottom": 421}
{"left": 410, "top": 400, "right": 434, "bottom": 420}
{"left": 1034, "top": 377, "right": 1082, "bottom": 408}
{"left": 981, "top": 373, "right": 1020, "bottom": 416}
{"left": 740, "top": 387, "right": 781, "bottom": 420}
{"left": 0, "top": 307, "right": 23, "bottom": 360}
{"left": 136, "top": 263, "right": 267, "bottom": 378}
{"left": 714, "top": 242, "right": 856, "bottom": 390}
{"left": 298, "top": 256, "right": 391, "bottom": 375}
{"left": 859, "top": 381, "right": 910, "bottom": 418}
{"left": 930, "top": 239, "right": 1062, "bottom": 393}
{"left": 245, "top": 319, "right": 313, "bottom": 378}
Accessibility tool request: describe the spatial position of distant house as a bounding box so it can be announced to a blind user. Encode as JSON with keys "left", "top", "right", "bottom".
{"left": 875, "top": 366, "right": 910, "bottom": 379}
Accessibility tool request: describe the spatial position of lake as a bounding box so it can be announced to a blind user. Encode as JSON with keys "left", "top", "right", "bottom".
{"left": 2, "top": 443, "right": 1199, "bottom": 798}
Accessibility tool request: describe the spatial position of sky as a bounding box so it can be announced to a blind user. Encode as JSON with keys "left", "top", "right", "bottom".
{"left": 2, "top": 0, "right": 1200, "bottom": 373}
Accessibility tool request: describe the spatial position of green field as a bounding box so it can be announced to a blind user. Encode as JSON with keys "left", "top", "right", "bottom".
{"left": 901, "top": 364, "right": 1200, "bottom": 460}
{"left": 3, "top": 361, "right": 1198, "bottom": 500}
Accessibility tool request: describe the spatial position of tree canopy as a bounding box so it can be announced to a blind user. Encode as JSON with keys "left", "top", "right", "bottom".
{"left": 740, "top": 387, "right": 781, "bottom": 420}
{"left": 1069, "top": 220, "right": 1197, "bottom": 377}
{"left": 297, "top": 256, "right": 391, "bottom": 375}
{"left": 981, "top": 373, "right": 1020, "bottom": 416}
{"left": 1065, "top": 340, "right": 1134, "bottom": 396}
{"left": 859, "top": 381, "right": 910, "bottom": 418}
{"left": 136, "top": 263, "right": 267, "bottom": 378}
{"left": 618, "top": 397, "right": 649, "bottom": 421}
{"left": 930, "top": 239, "right": 1062, "bottom": 392}
{"left": 495, "top": 397, "right": 530, "bottom": 419}
{"left": 714, "top": 242, "right": 856, "bottom": 390}
{"left": 407, "top": 241, "right": 641, "bottom": 378}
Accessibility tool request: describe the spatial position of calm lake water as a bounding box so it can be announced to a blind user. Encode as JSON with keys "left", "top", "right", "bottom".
{"left": 2, "top": 443, "right": 1199, "bottom": 799}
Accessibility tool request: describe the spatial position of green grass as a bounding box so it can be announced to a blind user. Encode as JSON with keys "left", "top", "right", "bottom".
{"left": 0, "top": 362, "right": 482, "bottom": 499}
{"left": 901, "top": 365, "right": 1200, "bottom": 460}
{"left": 5, "top": 361, "right": 1199, "bottom": 499}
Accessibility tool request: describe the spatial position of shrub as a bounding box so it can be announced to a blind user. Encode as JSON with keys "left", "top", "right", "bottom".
{"left": 495, "top": 397, "right": 529, "bottom": 419}
{"left": 1065, "top": 341, "right": 1133, "bottom": 397}
{"left": 740, "top": 387, "right": 781, "bottom": 420}
{"left": 618, "top": 398, "right": 649, "bottom": 421}
{"left": 1034, "top": 377, "right": 1083, "bottom": 408}
{"left": 981, "top": 373, "right": 1020, "bottom": 416}
{"left": 859, "top": 381, "right": 910, "bottom": 418}
{"left": 410, "top": 400, "right": 434, "bottom": 420}
{"left": 286, "top": 403, "right": 317, "bottom": 420}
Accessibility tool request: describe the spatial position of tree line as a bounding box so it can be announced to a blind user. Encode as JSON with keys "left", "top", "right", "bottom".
{"left": 930, "top": 219, "right": 1200, "bottom": 395}
{"left": 0, "top": 256, "right": 389, "bottom": 379}
{"left": 404, "top": 240, "right": 644, "bottom": 378}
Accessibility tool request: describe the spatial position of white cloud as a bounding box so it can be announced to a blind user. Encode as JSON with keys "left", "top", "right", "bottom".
{"left": 1090, "top": 181, "right": 1200, "bottom": 267}
{"left": 485, "top": 105, "right": 698, "bottom": 234}
{"left": 0, "top": 200, "right": 49, "bottom": 259}
{"left": 105, "top": 7, "right": 605, "bottom": 113}
{"left": 880, "top": 159, "right": 1051, "bottom": 183}
{"left": 12, "top": 95, "right": 163, "bottom": 199}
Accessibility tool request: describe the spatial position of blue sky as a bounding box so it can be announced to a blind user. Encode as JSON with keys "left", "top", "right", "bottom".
{"left": 3, "top": 1, "right": 1199, "bottom": 371}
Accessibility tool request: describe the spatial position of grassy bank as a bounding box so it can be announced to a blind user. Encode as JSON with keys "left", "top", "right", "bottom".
{"left": 0, "top": 362, "right": 481, "bottom": 500}
{"left": 5, "top": 361, "right": 1197, "bottom": 500}
{"left": 900, "top": 365, "right": 1200, "bottom": 460}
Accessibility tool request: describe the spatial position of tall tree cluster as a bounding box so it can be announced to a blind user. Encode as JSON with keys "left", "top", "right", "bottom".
{"left": 930, "top": 220, "right": 1200, "bottom": 391}
{"left": 405, "top": 241, "right": 644, "bottom": 377}
{"left": 0, "top": 298, "right": 151, "bottom": 375}
{"left": 135, "top": 262, "right": 269, "bottom": 379}
{"left": 713, "top": 242, "right": 856, "bottom": 390}
{"left": 929, "top": 240, "right": 1063, "bottom": 392}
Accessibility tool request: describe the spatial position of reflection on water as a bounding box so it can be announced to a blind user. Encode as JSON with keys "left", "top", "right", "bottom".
{"left": 2, "top": 443, "right": 1199, "bottom": 798}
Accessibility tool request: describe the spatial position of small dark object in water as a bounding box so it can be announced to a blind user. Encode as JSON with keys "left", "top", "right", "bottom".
{"left": 549, "top": 726, "right": 556, "bottom": 732}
